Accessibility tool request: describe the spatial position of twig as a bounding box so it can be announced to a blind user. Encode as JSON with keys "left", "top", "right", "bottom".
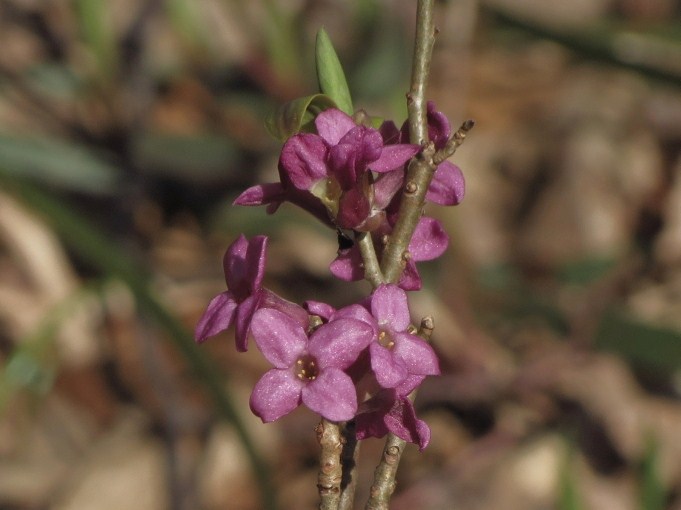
{"left": 317, "top": 419, "right": 344, "bottom": 510}
{"left": 337, "top": 420, "right": 361, "bottom": 510}
{"left": 365, "top": 435, "right": 407, "bottom": 510}
{"left": 356, "top": 230, "right": 385, "bottom": 288}
{"left": 380, "top": 0, "right": 437, "bottom": 285}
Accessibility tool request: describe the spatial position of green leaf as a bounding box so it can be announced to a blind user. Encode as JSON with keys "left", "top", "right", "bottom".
{"left": 315, "top": 28, "right": 353, "bottom": 115}
{"left": 0, "top": 135, "right": 119, "bottom": 194}
{"left": 640, "top": 434, "right": 666, "bottom": 510}
{"left": 74, "top": 0, "right": 118, "bottom": 80}
{"left": 596, "top": 309, "right": 681, "bottom": 374}
{"left": 133, "top": 133, "right": 239, "bottom": 182}
{"left": 265, "top": 93, "right": 337, "bottom": 141}
{"left": 558, "top": 448, "right": 585, "bottom": 510}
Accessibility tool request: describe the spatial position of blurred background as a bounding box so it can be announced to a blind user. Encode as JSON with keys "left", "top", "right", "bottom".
{"left": 1, "top": 0, "right": 681, "bottom": 509}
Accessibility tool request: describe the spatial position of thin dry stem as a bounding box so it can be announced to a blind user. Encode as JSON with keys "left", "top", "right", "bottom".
{"left": 380, "top": 0, "right": 437, "bottom": 284}
{"left": 317, "top": 419, "right": 343, "bottom": 510}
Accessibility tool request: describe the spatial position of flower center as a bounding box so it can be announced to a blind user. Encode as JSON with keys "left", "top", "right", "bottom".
{"left": 295, "top": 354, "right": 319, "bottom": 381}
{"left": 378, "top": 330, "right": 395, "bottom": 349}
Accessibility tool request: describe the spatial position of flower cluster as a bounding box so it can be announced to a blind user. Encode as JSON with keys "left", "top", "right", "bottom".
{"left": 196, "top": 102, "right": 465, "bottom": 450}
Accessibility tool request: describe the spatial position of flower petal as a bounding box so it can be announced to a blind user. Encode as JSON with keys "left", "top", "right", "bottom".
{"left": 373, "top": 170, "right": 404, "bottom": 210}
{"left": 332, "top": 303, "right": 375, "bottom": 329}
{"left": 397, "top": 260, "right": 422, "bottom": 291}
{"left": 427, "top": 161, "right": 465, "bottom": 205}
{"left": 384, "top": 396, "right": 431, "bottom": 450}
{"left": 194, "top": 291, "right": 238, "bottom": 342}
{"left": 223, "top": 235, "right": 249, "bottom": 294}
{"left": 336, "top": 186, "right": 371, "bottom": 230}
{"left": 393, "top": 332, "right": 440, "bottom": 376}
{"left": 262, "top": 290, "right": 310, "bottom": 330}
{"left": 304, "top": 300, "right": 336, "bottom": 321}
{"left": 329, "top": 246, "right": 364, "bottom": 282}
{"left": 251, "top": 308, "right": 307, "bottom": 368}
{"left": 409, "top": 217, "right": 449, "bottom": 261}
{"left": 426, "top": 101, "right": 451, "bottom": 150}
{"left": 370, "top": 144, "right": 419, "bottom": 173}
{"left": 309, "top": 318, "right": 374, "bottom": 369}
{"left": 234, "top": 292, "right": 262, "bottom": 352}
{"left": 245, "top": 236, "right": 268, "bottom": 291}
{"left": 370, "top": 342, "right": 408, "bottom": 388}
{"left": 233, "top": 183, "right": 284, "bottom": 207}
{"left": 315, "top": 109, "right": 356, "bottom": 145}
{"left": 308, "top": 319, "right": 375, "bottom": 369}
{"left": 371, "top": 284, "right": 411, "bottom": 331}
{"left": 250, "top": 369, "right": 303, "bottom": 422}
{"left": 302, "top": 368, "right": 357, "bottom": 421}
{"left": 279, "top": 133, "right": 329, "bottom": 190}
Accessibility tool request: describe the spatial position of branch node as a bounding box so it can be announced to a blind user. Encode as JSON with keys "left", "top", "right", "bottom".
{"left": 404, "top": 181, "right": 418, "bottom": 195}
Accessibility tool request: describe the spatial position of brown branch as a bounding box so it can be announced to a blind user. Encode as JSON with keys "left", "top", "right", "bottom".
{"left": 364, "top": 436, "right": 407, "bottom": 510}
{"left": 317, "top": 419, "right": 343, "bottom": 510}
{"left": 380, "top": 0, "right": 437, "bottom": 285}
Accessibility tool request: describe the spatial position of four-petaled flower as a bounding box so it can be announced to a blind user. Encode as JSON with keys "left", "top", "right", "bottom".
{"left": 249, "top": 308, "right": 374, "bottom": 422}
{"left": 367, "top": 284, "right": 440, "bottom": 388}
{"left": 194, "top": 234, "right": 307, "bottom": 352}
{"left": 194, "top": 234, "right": 268, "bottom": 352}
{"left": 355, "top": 375, "right": 431, "bottom": 451}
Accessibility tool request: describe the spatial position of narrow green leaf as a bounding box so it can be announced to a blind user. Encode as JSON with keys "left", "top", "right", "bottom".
{"left": 0, "top": 135, "right": 119, "bottom": 194}
{"left": 596, "top": 309, "right": 681, "bottom": 374}
{"left": 315, "top": 28, "right": 353, "bottom": 115}
{"left": 640, "top": 434, "right": 666, "bottom": 510}
{"left": 74, "top": 0, "right": 118, "bottom": 80}
{"left": 558, "top": 446, "right": 585, "bottom": 510}
{"left": 265, "top": 93, "right": 337, "bottom": 141}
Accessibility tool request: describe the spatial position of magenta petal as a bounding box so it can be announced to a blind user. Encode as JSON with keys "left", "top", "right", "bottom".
{"left": 393, "top": 332, "right": 440, "bottom": 376}
{"left": 370, "top": 144, "right": 419, "bottom": 173}
{"left": 304, "top": 300, "right": 336, "bottom": 321}
{"left": 370, "top": 343, "right": 408, "bottom": 388}
{"left": 234, "top": 293, "right": 261, "bottom": 352}
{"left": 329, "top": 247, "right": 364, "bottom": 282}
{"left": 398, "top": 261, "right": 422, "bottom": 291}
{"left": 309, "top": 319, "right": 374, "bottom": 370}
{"left": 233, "top": 182, "right": 284, "bottom": 206}
{"left": 250, "top": 369, "right": 303, "bottom": 422}
{"left": 337, "top": 187, "right": 371, "bottom": 229}
{"left": 245, "top": 236, "right": 267, "bottom": 290}
{"left": 409, "top": 217, "right": 449, "bottom": 261}
{"left": 396, "top": 375, "right": 426, "bottom": 396}
{"left": 279, "top": 133, "right": 329, "bottom": 190}
{"left": 371, "top": 284, "right": 411, "bottom": 331}
{"left": 384, "top": 397, "right": 431, "bottom": 450}
{"left": 302, "top": 368, "right": 357, "bottom": 421}
{"left": 251, "top": 308, "right": 307, "bottom": 368}
{"left": 315, "top": 109, "right": 357, "bottom": 146}
{"left": 194, "top": 291, "right": 238, "bottom": 342}
{"left": 262, "top": 290, "right": 310, "bottom": 330}
{"left": 373, "top": 170, "right": 405, "bottom": 210}
{"left": 223, "top": 235, "right": 249, "bottom": 292}
{"left": 427, "top": 161, "right": 465, "bottom": 205}
{"left": 426, "top": 101, "right": 451, "bottom": 150}
{"left": 332, "top": 304, "right": 376, "bottom": 330}
{"left": 379, "top": 120, "right": 400, "bottom": 145}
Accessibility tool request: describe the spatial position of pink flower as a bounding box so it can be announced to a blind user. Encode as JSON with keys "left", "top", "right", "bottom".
{"left": 355, "top": 380, "right": 431, "bottom": 450}
{"left": 249, "top": 308, "right": 375, "bottom": 422}
{"left": 194, "top": 234, "right": 306, "bottom": 352}
{"left": 235, "top": 108, "right": 419, "bottom": 231}
{"left": 367, "top": 284, "right": 439, "bottom": 388}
